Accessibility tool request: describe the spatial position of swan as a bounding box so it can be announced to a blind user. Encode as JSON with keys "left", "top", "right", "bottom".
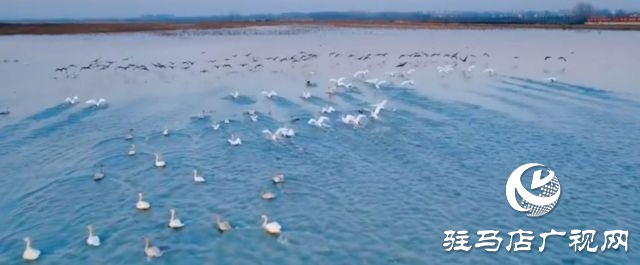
{"left": 230, "top": 91, "right": 240, "bottom": 99}
{"left": 342, "top": 114, "right": 366, "bottom": 127}
{"left": 144, "top": 237, "right": 163, "bottom": 258}
{"left": 85, "top": 98, "right": 107, "bottom": 108}
{"left": 301, "top": 91, "right": 311, "bottom": 99}
{"left": 370, "top": 99, "right": 388, "bottom": 120}
{"left": 321, "top": 105, "right": 335, "bottom": 114}
{"left": 249, "top": 114, "right": 258, "bottom": 122}
{"left": 261, "top": 215, "right": 282, "bottom": 235}
{"left": 483, "top": 68, "right": 496, "bottom": 76}
{"left": 329, "top": 77, "right": 345, "bottom": 85}
{"left": 211, "top": 123, "right": 220, "bottom": 130}
{"left": 272, "top": 173, "right": 285, "bottom": 184}
{"left": 365, "top": 79, "right": 387, "bottom": 89}
{"left": 127, "top": 144, "right": 136, "bottom": 156}
{"left": 261, "top": 189, "right": 276, "bottom": 200}
{"left": 154, "top": 153, "right": 166, "bottom": 168}
{"left": 136, "top": 193, "right": 151, "bottom": 210}
{"left": 352, "top": 70, "right": 369, "bottom": 79}
{"left": 372, "top": 99, "right": 387, "bottom": 111}
{"left": 193, "top": 169, "right": 205, "bottom": 183}
{"left": 86, "top": 225, "right": 101, "bottom": 247}
{"left": 215, "top": 214, "right": 231, "bottom": 232}
{"left": 22, "top": 237, "right": 40, "bottom": 261}
{"left": 308, "top": 116, "right": 330, "bottom": 128}
{"left": 275, "top": 127, "right": 295, "bottom": 138}
{"left": 125, "top": 129, "right": 134, "bottom": 141}
{"left": 94, "top": 164, "right": 105, "bottom": 181}
{"left": 64, "top": 96, "right": 79, "bottom": 105}
{"left": 262, "top": 129, "right": 281, "bottom": 142}
{"left": 228, "top": 134, "right": 242, "bottom": 146}
{"left": 545, "top": 77, "right": 557, "bottom": 83}
{"left": 437, "top": 65, "right": 454, "bottom": 75}
{"left": 261, "top": 90, "right": 277, "bottom": 99}
{"left": 399, "top": 80, "right": 415, "bottom": 87}
{"left": 162, "top": 128, "right": 169, "bottom": 136}
{"left": 168, "top": 209, "right": 184, "bottom": 229}
{"left": 326, "top": 86, "right": 337, "bottom": 96}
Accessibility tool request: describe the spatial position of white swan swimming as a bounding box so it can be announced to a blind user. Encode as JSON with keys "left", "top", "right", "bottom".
{"left": 321, "top": 105, "right": 335, "bottom": 114}
{"left": 262, "top": 129, "right": 281, "bottom": 142}
{"left": 168, "top": 209, "right": 184, "bottom": 229}
{"left": 272, "top": 173, "right": 285, "bottom": 184}
{"left": 342, "top": 114, "right": 366, "bottom": 127}
{"left": 261, "top": 189, "right": 276, "bottom": 200}
{"left": 144, "top": 237, "right": 163, "bottom": 258}
{"left": 154, "top": 153, "right": 166, "bottom": 168}
{"left": 85, "top": 98, "right": 107, "bottom": 108}
{"left": 365, "top": 78, "right": 387, "bottom": 89}
{"left": 372, "top": 99, "right": 387, "bottom": 111}
{"left": 261, "top": 215, "right": 282, "bottom": 235}
{"left": 308, "top": 116, "right": 330, "bottom": 128}
{"left": 211, "top": 123, "right": 220, "bottom": 130}
{"left": 162, "top": 128, "right": 170, "bottom": 136}
{"left": 483, "top": 68, "right": 496, "bottom": 76}
{"left": 86, "top": 225, "right": 101, "bottom": 247}
{"left": 193, "top": 169, "right": 205, "bottom": 183}
{"left": 261, "top": 90, "right": 277, "bottom": 99}
{"left": 301, "top": 91, "right": 311, "bottom": 99}
{"left": 136, "top": 192, "right": 151, "bottom": 210}
{"left": 228, "top": 134, "right": 242, "bottom": 146}
{"left": 249, "top": 114, "right": 258, "bottom": 122}
{"left": 329, "top": 77, "right": 345, "bottom": 85}
{"left": 230, "top": 91, "right": 240, "bottom": 99}
{"left": 128, "top": 144, "right": 136, "bottom": 156}
{"left": 399, "top": 80, "right": 415, "bottom": 87}
{"left": 94, "top": 164, "right": 105, "bottom": 181}
{"left": 276, "top": 127, "right": 295, "bottom": 138}
{"left": 326, "top": 86, "right": 337, "bottom": 96}
{"left": 353, "top": 70, "right": 369, "bottom": 79}
{"left": 124, "top": 129, "right": 134, "bottom": 141}
{"left": 22, "top": 237, "right": 41, "bottom": 261}
{"left": 215, "top": 214, "right": 231, "bottom": 232}
{"left": 437, "top": 65, "right": 454, "bottom": 75}
{"left": 64, "top": 96, "right": 79, "bottom": 105}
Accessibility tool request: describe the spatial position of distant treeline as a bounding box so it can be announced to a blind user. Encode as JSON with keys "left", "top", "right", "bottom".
{"left": 3, "top": 9, "right": 639, "bottom": 24}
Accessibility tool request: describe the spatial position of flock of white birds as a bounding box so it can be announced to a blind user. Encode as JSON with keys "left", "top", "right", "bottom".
{"left": 19, "top": 50, "right": 566, "bottom": 261}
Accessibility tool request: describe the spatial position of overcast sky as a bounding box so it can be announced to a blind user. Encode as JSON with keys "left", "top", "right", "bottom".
{"left": 2, "top": 0, "right": 639, "bottom": 20}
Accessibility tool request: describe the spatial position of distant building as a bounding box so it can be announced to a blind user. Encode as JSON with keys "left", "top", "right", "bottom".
{"left": 586, "top": 16, "right": 640, "bottom": 25}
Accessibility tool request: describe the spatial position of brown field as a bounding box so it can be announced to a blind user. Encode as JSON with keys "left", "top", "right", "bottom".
{"left": 1, "top": 20, "right": 640, "bottom": 35}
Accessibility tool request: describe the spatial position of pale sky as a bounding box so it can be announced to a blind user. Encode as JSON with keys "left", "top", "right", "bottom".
{"left": 2, "top": 0, "right": 639, "bottom": 20}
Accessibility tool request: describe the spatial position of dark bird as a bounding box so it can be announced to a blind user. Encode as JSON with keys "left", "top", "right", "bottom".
{"left": 395, "top": 62, "right": 408, "bottom": 67}
{"left": 0, "top": 108, "right": 10, "bottom": 115}
{"left": 460, "top": 56, "right": 469, "bottom": 63}
{"left": 544, "top": 56, "right": 552, "bottom": 60}
{"left": 482, "top": 53, "right": 490, "bottom": 57}
{"left": 558, "top": 57, "right": 567, "bottom": 62}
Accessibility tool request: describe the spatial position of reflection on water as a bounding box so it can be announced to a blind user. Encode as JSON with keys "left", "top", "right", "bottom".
{"left": 0, "top": 27, "right": 638, "bottom": 264}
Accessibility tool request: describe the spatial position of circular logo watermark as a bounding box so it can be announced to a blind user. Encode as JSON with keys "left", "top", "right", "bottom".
{"left": 506, "top": 163, "right": 561, "bottom": 217}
